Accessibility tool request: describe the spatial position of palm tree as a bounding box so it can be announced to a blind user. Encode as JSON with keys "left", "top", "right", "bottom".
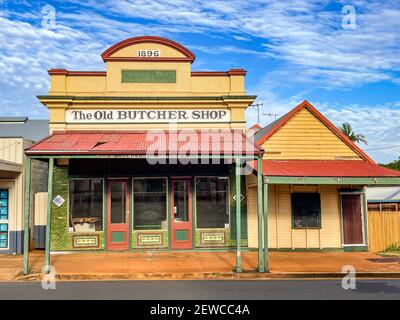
{"left": 339, "top": 122, "right": 368, "bottom": 145}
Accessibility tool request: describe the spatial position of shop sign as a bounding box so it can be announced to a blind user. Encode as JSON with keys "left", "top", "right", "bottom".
{"left": 66, "top": 109, "right": 230, "bottom": 123}
{"left": 52, "top": 195, "right": 65, "bottom": 207}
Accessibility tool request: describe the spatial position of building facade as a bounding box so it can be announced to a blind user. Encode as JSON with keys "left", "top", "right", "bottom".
{"left": 0, "top": 117, "right": 48, "bottom": 254}
{"left": 22, "top": 36, "right": 400, "bottom": 274}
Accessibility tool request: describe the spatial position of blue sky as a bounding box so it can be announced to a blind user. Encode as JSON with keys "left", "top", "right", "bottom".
{"left": 0, "top": 0, "right": 399, "bottom": 163}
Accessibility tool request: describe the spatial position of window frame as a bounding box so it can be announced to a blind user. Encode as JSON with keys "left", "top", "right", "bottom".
{"left": 194, "top": 176, "right": 230, "bottom": 230}
{"left": 291, "top": 192, "right": 322, "bottom": 229}
{"left": 132, "top": 177, "right": 168, "bottom": 231}
{"left": 68, "top": 178, "right": 105, "bottom": 234}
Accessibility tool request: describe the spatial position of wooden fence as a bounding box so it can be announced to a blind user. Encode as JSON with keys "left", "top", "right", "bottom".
{"left": 368, "top": 203, "right": 400, "bottom": 252}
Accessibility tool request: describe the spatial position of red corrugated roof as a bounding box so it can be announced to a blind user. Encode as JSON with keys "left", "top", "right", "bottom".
{"left": 259, "top": 160, "right": 400, "bottom": 178}
{"left": 26, "top": 130, "right": 264, "bottom": 156}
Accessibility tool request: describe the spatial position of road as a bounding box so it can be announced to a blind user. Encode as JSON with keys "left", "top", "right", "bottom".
{"left": 0, "top": 280, "right": 399, "bottom": 300}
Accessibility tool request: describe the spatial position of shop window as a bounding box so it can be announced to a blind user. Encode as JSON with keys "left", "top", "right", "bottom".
{"left": 0, "top": 190, "right": 8, "bottom": 248}
{"left": 0, "top": 224, "right": 8, "bottom": 248}
{"left": 69, "top": 179, "right": 103, "bottom": 232}
{"left": 196, "top": 177, "right": 229, "bottom": 229}
{"left": 291, "top": 193, "right": 321, "bottom": 228}
{"left": 133, "top": 178, "right": 167, "bottom": 230}
{"left": 0, "top": 190, "right": 8, "bottom": 221}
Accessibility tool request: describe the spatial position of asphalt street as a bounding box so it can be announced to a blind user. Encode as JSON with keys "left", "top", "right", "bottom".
{"left": 0, "top": 279, "right": 399, "bottom": 300}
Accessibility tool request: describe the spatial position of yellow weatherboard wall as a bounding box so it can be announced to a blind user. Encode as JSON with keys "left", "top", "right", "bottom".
{"left": 262, "top": 108, "right": 363, "bottom": 160}
{"left": 247, "top": 181, "right": 342, "bottom": 249}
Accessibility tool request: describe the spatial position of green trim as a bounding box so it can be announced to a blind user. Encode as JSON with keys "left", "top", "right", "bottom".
{"left": 264, "top": 176, "right": 400, "bottom": 185}
{"left": 23, "top": 157, "right": 31, "bottom": 275}
{"left": 269, "top": 247, "right": 344, "bottom": 252}
{"left": 44, "top": 157, "right": 54, "bottom": 273}
{"left": 167, "top": 177, "right": 171, "bottom": 250}
{"left": 37, "top": 95, "right": 257, "bottom": 101}
{"left": 235, "top": 158, "right": 242, "bottom": 272}
{"left": 263, "top": 182, "right": 269, "bottom": 272}
{"left": 103, "top": 179, "right": 107, "bottom": 250}
{"left": 362, "top": 189, "right": 369, "bottom": 247}
{"left": 257, "top": 158, "right": 264, "bottom": 272}
{"left": 121, "top": 70, "right": 176, "bottom": 83}
{"left": 192, "top": 178, "right": 196, "bottom": 249}
{"left": 343, "top": 245, "right": 368, "bottom": 252}
{"left": 175, "top": 230, "right": 189, "bottom": 241}
{"left": 129, "top": 179, "right": 133, "bottom": 250}
{"left": 111, "top": 231, "right": 125, "bottom": 243}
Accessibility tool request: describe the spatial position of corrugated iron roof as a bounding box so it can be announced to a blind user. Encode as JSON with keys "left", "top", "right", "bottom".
{"left": 366, "top": 186, "right": 400, "bottom": 201}
{"left": 259, "top": 160, "right": 400, "bottom": 178}
{"left": 26, "top": 130, "right": 264, "bottom": 156}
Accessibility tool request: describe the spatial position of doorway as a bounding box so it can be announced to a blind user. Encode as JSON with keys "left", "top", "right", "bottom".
{"left": 341, "top": 194, "right": 365, "bottom": 245}
{"left": 170, "top": 178, "right": 192, "bottom": 249}
{"left": 107, "top": 179, "right": 130, "bottom": 250}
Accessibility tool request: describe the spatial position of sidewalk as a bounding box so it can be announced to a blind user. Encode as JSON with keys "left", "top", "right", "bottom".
{"left": 2, "top": 251, "right": 400, "bottom": 281}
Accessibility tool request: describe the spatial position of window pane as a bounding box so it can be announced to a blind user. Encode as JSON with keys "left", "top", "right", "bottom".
{"left": 292, "top": 193, "right": 321, "bottom": 228}
{"left": 69, "top": 179, "right": 103, "bottom": 232}
{"left": 0, "top": 189, "right": 8, "bottom": 221}
{"left": 134, "top": 179, "right": 166, "bottom": 230}
{"left": 196, "top": 177, "right": 229, "bottom": 228}
{"left": 173, "top": 181, "right": 189, "bottom": 222}
{"left": 110, "top": 182, "right": 126, "bottom": 224}
{"left": 0, "top": 223, "right": 8, "bottom": 248}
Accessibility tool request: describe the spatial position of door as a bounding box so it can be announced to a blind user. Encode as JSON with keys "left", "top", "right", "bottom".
{"left": 341, "top": 194, "right": 364, "bottom": 245}
{"left": 170, "top": 178, "right": 192, "bottom": 249}
{"left": 107, "top": 179, "right": 129, "bottom": 250}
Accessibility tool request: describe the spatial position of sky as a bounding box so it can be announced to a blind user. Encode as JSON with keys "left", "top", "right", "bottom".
{"left": 0, "top": 0, "right": 399, "bottom": 163}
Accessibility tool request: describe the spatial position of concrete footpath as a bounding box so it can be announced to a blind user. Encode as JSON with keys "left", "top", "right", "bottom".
{"left": 1, "top": 251, "right": 400, "bottom": 281}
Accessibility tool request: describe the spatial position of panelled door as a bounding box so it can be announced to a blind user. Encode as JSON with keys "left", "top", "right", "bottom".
{"left": 341, "top": 194, "right": 364, "bottom": 245}
{"left": 170, "top": 178, "right": 192, "bottom": 249}
{"left": 107, "top": 179, "right": 130, "bottom": 250}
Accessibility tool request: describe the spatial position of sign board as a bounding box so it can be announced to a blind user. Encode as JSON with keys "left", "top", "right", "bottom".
{"left": 66, "top": 109, "right": 230, "bottom": 123}
{"left": 52, "top": 195, "right": 65, "bottom": 207}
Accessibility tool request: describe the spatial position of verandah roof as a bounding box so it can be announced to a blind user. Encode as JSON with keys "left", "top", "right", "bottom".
{"left": 252, "top": 160, "right": 400, "bottom": 185}
{"left": 25, "top": 130, "right": 264, "bottom": 156}
{"left": 261, "top": 160, "right": 400, "bottom": 178}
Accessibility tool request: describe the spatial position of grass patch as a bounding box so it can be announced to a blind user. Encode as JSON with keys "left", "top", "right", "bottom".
{"left": 379, "top": 243, "right": 400, "bottom": 256}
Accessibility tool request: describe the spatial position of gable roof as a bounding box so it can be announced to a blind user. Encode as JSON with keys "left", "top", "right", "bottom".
{"left": 254, "top": 100, "right": 375, "bottom": 164}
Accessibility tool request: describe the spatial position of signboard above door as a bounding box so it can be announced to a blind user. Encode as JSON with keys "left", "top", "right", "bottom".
{"left": 66, "top": 109, "right": 230, "bottom": 123}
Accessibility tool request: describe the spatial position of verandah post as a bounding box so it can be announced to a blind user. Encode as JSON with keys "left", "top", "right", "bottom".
{"left": 44, "top": 157, "right": 54, "bottom": 273}
{"left": 23, "top": 156, "right": 32, "bottom": 275}
{"left": 257, "top": 157, "right": 264, "bottom": 272}
{"left": 235, "top": 158, "right": 242, "bottom": 273}
{"left": 263, "top": 180, "right": 269, "bottom": 272}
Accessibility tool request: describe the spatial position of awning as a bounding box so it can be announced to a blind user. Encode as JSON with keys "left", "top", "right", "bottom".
{"left": 261, "top": 160, "right": 400, "bottom": 177}
{"left": 250, "top": 160, "right": 400, "bottom": 185}
{"left": 25, "top": 130, "right": 264, "bottom": 157}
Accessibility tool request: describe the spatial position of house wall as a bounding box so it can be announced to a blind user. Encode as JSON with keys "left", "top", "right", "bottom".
{"left": 261, "top": 108, "right": 363, "bottom": 160}
{"left": 247, "top": 182, "right": 342, "bottom": 249}
{"left": 0, "top": 138, "right": 30, "bottom": 254}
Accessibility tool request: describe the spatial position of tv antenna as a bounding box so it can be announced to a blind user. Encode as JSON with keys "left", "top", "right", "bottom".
{"left": 250, "top": 103, "right": 263, "bottom": 124}
{"left": 263, "top": 112, "right": 279, "bottom": 121}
